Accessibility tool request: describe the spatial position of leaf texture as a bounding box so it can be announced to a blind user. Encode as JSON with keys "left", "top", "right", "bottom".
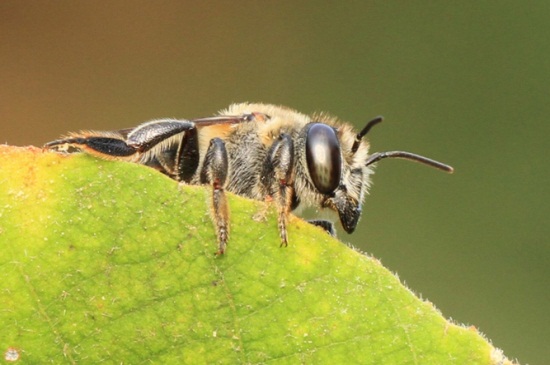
{"left": 0, "top": 146, "right": 515, "bottom": 364}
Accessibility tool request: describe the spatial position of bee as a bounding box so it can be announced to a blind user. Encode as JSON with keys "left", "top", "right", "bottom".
{"left": 45, "top": 103, "right": 453, "bottom": 254}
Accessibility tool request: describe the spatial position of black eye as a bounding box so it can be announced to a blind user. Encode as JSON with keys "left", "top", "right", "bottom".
{"left": 305, "top": 123, "right": 342, "bottom": 195}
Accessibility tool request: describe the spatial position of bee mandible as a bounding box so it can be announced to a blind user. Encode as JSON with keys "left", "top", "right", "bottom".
{"left": 45, "top": 103, "right": 453, "bottom": 254}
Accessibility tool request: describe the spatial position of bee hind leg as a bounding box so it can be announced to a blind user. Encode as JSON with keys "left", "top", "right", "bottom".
{"left": 200, "top": 138, "right": 229, "bottom": 255}
{"left": 44, "top": 134, "right": 139, "bottom": 160}
{"left": 126, "top": 119, "right": 196, "bottom": 153}
{"left": 44, "top": 119, "right": 198, "bottom": 163}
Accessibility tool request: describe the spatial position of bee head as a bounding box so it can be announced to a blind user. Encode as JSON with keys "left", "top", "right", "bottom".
{"left": 303, "top": 116, "right": 453, "bottom": 234}
{"left": 302, "top": 120, "right": 364, "bottom": 233}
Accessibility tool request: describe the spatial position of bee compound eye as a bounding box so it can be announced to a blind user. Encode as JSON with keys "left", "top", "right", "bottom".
{"left": 305, "top": 123, "right": 342, "bottom": 195}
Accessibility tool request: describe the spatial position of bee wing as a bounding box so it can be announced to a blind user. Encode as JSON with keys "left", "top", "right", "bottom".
{"left": 191, "top": 113, "right": 264, "bottom": 127}
{"left": 116, "top": 128, "right": 134, "bottom": 139}
{"left": 116, "top": 113, "right": 263, "bottom": 136}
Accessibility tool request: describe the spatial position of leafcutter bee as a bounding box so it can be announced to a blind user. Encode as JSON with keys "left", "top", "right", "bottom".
{"left": 45, "top": 103, "right": 453, "bottom": 254}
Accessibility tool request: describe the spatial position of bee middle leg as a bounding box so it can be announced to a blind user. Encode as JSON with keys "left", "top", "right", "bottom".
{"left": 263, "top": 133, "right": 295, "bottom": 247}
{"left": 200, "top": 138, "right": 229, "bottom": 255}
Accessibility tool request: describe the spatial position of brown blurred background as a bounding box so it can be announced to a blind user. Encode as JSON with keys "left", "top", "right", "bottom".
{"left": 1, "top": 2, "right": 548, "bottom": 363}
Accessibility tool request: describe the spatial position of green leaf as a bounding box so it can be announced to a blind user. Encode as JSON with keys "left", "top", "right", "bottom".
{"left": 0, "top": 145, "right": 516, "bottom": 364}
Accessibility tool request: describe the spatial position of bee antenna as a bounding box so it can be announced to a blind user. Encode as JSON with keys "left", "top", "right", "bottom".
{"left": 351, "top": 116, "right": 384, "bottom": 153}
{"left": 365, "top": 151, "right": 454, "bottom": 173}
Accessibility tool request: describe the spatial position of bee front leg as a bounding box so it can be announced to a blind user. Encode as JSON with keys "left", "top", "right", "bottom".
{"left": 263, "top": 133, "right": 295, "bottom": 247}
{"left": 200, "top": 138, "right": 229, "bottom": 255}
{"left": 308, "top": 220, "right": 336, "bottom": 236}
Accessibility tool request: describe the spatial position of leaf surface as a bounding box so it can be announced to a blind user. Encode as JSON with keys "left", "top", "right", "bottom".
{"left": 0, "top": 146, "right": 514, "bottom": 364}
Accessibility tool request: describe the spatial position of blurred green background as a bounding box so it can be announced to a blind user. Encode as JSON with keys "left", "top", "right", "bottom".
{"left": 1, "top": 2, "right": 547, "bottom": 364}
